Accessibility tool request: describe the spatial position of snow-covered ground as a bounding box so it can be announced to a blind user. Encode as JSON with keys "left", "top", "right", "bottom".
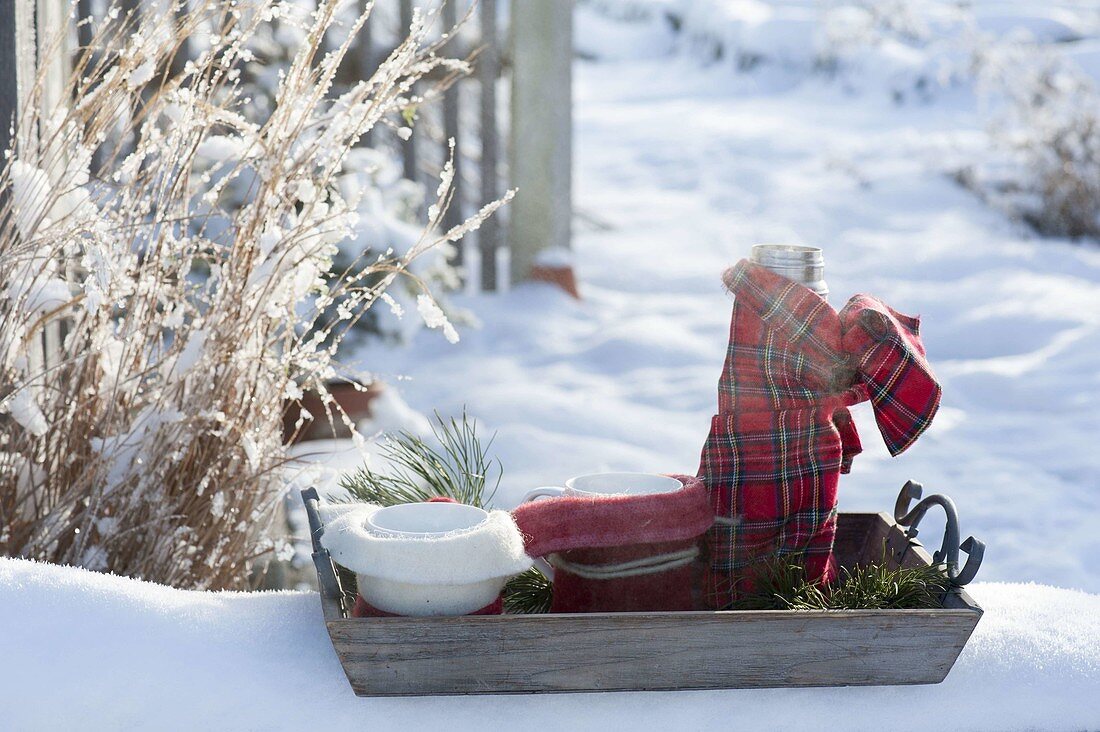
{"left": 2, "top": 557, "right": 1099, "bottom": 731}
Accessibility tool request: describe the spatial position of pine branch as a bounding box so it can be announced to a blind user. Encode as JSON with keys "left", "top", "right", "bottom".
{"left": 503, "top": 568, "right": 553, "bottom": 614}
{"left": 337, "top": 410, "right": 552, "bottom": 613}
{"left": 727, "top": 545, "right": 951, "bottom": 611}
{"left": 338, "top": 408, "right": 500, "bottom": 508}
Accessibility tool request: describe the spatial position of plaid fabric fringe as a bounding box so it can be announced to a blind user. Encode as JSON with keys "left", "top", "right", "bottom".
{"left": 698, "top": 261, "right": 941, "bottom": 609}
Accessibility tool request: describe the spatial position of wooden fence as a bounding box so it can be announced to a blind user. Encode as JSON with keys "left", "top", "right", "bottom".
{"left": 1, "top": 0, "right": 75, "bottom": 372}
{"left": 353, "top": 0, "right": 574, "bottom": 292}
{"left": 1, "top": 0, "right": 573, "bottom": 293}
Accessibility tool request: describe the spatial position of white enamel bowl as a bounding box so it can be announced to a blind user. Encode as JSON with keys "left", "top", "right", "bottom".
{"left": 357, "top": 502, "right": 503, "bottom": 616}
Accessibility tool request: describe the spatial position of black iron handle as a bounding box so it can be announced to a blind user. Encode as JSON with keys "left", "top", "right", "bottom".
{"left": 894, "top": 480, "right": 985, "bottom": 586}
{"left": 300, "top": 487, "right": 345, "bottom": 604}
{"left": 301, "top": 486, "right": 326, "bottom": 553}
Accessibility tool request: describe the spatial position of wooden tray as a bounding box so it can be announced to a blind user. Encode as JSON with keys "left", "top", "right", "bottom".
{"left": 302, "top": 493, "right": 982, "bottom": 696}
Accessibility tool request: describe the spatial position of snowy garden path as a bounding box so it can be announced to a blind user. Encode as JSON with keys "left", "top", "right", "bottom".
{"left": 366, "top": 54, "right": 1100, "bottom": 595}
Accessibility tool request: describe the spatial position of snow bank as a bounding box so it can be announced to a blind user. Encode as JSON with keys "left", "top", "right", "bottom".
{"left": 0, "top": 558, "right": 1096, "bottom": 731}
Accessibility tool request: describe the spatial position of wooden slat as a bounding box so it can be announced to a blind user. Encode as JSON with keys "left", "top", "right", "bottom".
{"left": 441, "top": 0, "right": 463, "bottom": 266}
{"left": 168, "top": 0, "right": 193, "bottom": 78}
{"left": 399, "top": 0, "right": 418, "bottom": 186}
{"left": 351, "top": 0, "right": 374, "bottom": 147}
{"left": 833, "top": 512, "right": 874, "bottom": 571}
{"left": 327, "top": 606, "right": 978, "bottom": 695}
{"left": 507, "top": 0, "right": 573, "bottom": 284}
{"left": 0, "top": 0, "right": 34, "bottom": 162}
{"left": 857, "top": 512, "right": 898, "bottom": 568}
{"left": 76, "top": 0, "right": 93, "bottom": 54}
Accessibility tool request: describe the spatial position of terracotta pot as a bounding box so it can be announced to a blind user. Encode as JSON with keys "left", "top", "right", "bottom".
{"left": 530, "top": 264, "right": 581, "bottom": 299}
{"left": 282, "top": 380, "right": 384, "bottom": 443}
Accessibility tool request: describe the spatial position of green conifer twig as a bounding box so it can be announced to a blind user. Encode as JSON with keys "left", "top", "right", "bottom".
{"left": 339, "top": 409, "right": 500, "bottom": 508}
{"left": 726, "top": 545, "right": 951, "bottom": 611}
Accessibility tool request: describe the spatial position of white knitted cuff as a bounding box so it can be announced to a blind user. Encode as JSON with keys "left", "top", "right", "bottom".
{"left": 320, "top": 502, "right": 533, "bottom": 585}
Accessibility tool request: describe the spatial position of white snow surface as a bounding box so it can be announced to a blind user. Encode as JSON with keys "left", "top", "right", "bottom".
{"left": 1, "top": 557, "right": 1098, "bottom": 731}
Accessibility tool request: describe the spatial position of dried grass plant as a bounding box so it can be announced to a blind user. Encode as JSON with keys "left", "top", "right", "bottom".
{"left": 0, "top": 0, "right": 510, "bottom": 589}
{"left": 980, "top": 49, "right": 1100, "bottom": 239}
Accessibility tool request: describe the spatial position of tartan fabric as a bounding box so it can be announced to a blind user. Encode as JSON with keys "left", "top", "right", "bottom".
{"left": 698, "top": 260, "right": 941, "bottom": 609}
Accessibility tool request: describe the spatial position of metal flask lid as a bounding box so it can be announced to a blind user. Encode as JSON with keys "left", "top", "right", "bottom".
{"left": 749, "top": 244, "right": 829, "bottom": 300}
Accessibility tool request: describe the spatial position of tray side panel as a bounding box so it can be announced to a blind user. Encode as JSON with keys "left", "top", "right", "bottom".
{"left": 857, "top": 513, "right": 900, "bottom": 568}
{"left": 328, "top": 609, "right": 979, "bottom": 696}
{"left": 834, "top": 513, "right": 876, "bottom": 571}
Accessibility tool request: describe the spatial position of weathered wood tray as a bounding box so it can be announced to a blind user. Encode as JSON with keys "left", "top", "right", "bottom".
{"left": 301, "top": 487, "right": 983, "bottom": 696}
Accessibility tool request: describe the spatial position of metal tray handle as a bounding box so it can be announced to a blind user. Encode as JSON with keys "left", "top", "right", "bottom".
{"left": 300, "top": 487, "right": 346, "bottom": 606}
{"left": 894, "top": 480, "right": 985, "bottom": 586}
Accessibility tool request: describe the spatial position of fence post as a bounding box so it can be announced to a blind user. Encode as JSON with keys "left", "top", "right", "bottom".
{"left": 353, "top": 0, "right": 374, "bottom": 147}
{"left": 508, "top": 0, "right": 573, "bottom": 292}
{"left": 37, "top": 0, "right": 71, "bottom": 103}
{"left": 1, "top": 0, "right": 73, "bottom": 372}
{"left": 38, "top": 0, "right": 75, "bottom": 369}
{"left": 477, "top": 0, "right": 500, "bottom": 291}
{"left": 169, "top": 1, "right": 192, "bottom": 77}
{"left": 0, "top": 0, "right": 36, "bottom": 161}
{"left": 442, "top": 0, "right": 463, "bottom": 267}
{"left": 399, "top": 0, "right": 419, "bottom": 186}
{"left": 1, "top": 0, "right": 74, "bottom": 206}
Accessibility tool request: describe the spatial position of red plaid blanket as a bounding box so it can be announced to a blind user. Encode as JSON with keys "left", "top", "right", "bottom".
{"left": 698, "top": 260, "right": 941, "bottom": 608}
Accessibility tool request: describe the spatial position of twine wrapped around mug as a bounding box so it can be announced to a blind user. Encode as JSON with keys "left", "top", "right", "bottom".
{"left": 548, "top": 546, "right": 700, "bottom": 579}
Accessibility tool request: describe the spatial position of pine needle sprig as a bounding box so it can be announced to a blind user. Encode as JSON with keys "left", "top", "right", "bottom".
{"left": 725, "top": 556, "right": 810, "bottom": 611}
{"left": 727, "top": 545, "right": 951, "bottom": 611}
{"left": 503, "top": 568, "right": 553, "bottom": 614}
{"left": 790, "top": 557, "right": 950, "bottom": 611}
{"left": 339, "top": 409, "right": 501, "bottom": 508}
